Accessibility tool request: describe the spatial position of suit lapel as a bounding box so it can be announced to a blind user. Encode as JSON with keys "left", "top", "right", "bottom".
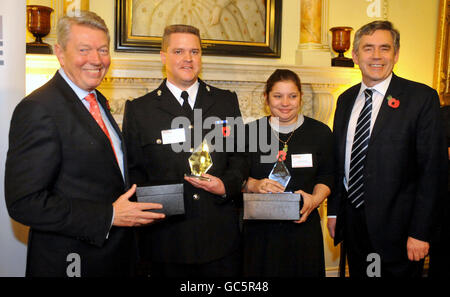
{"left": 369, "top": 74, "right": 404, "bottom": 143}
{"left": 339, "top": 85, "right": 361, "bottom": 157}
{"left": 97, "top": 91, "right": 121, "bottom": 139}
{"left": 54, "top": 72, "right": 106, "bottom": 141}
{"left": 52, "top": 72, "right": 124, "bottom": 182}
{"left": 96, "top": 91, "right": 129, "bottom": 185}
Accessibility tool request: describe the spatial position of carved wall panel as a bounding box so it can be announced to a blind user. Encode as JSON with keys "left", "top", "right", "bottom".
{"left": 99, "top": 77, "right": 339, "bottom": 127}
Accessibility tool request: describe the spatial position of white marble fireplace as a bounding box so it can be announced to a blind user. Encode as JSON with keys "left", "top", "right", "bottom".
{"left": 99, "top": 58, "right": 361, "bottom": 126}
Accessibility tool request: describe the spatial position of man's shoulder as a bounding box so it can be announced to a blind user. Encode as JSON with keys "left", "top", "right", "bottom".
{"left": 12, "top": 77, "right": 63, "bottom": 122}
{"left": 390, "top": 75, "right": 439, "bottom": 109}
{"left": 394, "top": 75, "right": 437, "bottom": 94}
{"left": 335, "top": 83, "right": 360, "bottom": 108}
{"left": 200, "top": 80, "right": 236, "bottom": 97}
{"left": 304, "top": 116, "right": 332, "bottom": 133}
{"left": 20, "top": 74, "right": 64, "bottom": 109}
{"left": 129, "top": 88, "right": 163, "bottom": 106}
{"left": 245, "top": 116, "right": 267, "bottom": 127}
{"left": 340, "top": 83, "right": 361, "bottom": 98}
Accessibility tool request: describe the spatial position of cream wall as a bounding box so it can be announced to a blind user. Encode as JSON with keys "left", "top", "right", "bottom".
{"left": 26, "top": 0, "right": 439, "bottom": 86}
{"left": 329, "top": 0, "right": 439, "bottom": 87}
{"left": 387, "top": 0, "right": 439, "bottom": 87}
{"left": 86, "top": 0, "right": 439, "bottom": 86}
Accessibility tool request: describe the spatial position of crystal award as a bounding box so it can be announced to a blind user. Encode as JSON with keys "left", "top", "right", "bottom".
{"left": 268, "top": 160, "right": 291, "bottom": 188}
{"left": 187, "top": 140, "right": 213, "bottom": 181}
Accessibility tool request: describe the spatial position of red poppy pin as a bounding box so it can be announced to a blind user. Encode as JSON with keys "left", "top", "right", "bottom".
{"left": 222, "top": 126, "right": 230, "bottom": 137}
{"left": 277, "top": 150, "right": 287, "bottom": 161}
{"left": 386, "top": 95, "right": 400, "bottom": 109}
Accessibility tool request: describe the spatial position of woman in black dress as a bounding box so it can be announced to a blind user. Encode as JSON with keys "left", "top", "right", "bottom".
{"left": 242, "top": 69, "right": 334, "bottom": 277}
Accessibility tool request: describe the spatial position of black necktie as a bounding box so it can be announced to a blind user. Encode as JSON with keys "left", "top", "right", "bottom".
{"left": 181, "top": 91, "right": 193, "bottom": 120}
{"left": 348, "top": 89, "right": 373, "bottom": 208}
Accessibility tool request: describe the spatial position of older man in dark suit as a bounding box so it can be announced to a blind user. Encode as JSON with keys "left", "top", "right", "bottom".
{"left": 122, "top": 24, "right": 247, "bottom": 277}
{"left": 4, "top": 11, "right": 164, "bottom": 277}
{"left": 327, "top": 21, "right": 447, "bottom": 277}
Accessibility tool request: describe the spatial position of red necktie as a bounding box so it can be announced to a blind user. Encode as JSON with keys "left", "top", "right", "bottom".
{"left": 84, "top": 93, "right": 118, "bottom": 163}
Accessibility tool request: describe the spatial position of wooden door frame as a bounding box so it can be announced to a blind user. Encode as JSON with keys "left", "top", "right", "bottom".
{"left": 434, "top": 0, "right": 450, "bottom": 106}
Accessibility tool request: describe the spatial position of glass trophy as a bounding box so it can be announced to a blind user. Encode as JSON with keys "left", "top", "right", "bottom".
{"left": 268, "top": 159, "right": 291, "bottom": 188}
{"left": 187, "top": 140, "right": 213, "bottom": 181}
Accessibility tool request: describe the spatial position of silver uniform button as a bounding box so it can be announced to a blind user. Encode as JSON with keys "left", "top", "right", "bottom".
{"left": 193, "top": 193, "right": 200, "bottom": 200}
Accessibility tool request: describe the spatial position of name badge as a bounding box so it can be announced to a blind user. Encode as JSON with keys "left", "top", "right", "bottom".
{"left": 291, "top": 154, "right": 313, "bottom": 168}
{"left": 161, "top": 128, "right": 186, "bottom": 144}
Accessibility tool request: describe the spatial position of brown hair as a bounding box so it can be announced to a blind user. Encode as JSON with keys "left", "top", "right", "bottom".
{"left": 264, "top": 69, "right": 302, "bottom": 114}
{"left": 161, "top": 24, "right": 201, "bottom": 52}
{"left": 264, "top": 69, "right": 302, "bottom": 96}
{"left": 353, "top": 20, "right": 400, "bottom": 53}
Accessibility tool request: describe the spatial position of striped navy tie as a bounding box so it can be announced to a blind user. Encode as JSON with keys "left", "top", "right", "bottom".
{"left": 348, "top": 89, "right": 373, "bottom": 208}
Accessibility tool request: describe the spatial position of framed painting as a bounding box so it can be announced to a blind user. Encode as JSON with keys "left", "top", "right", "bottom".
{"left": 115, "top": 0, "right": 282, "bottom": 57}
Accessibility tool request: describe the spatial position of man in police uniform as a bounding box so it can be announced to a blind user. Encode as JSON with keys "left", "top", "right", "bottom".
{"left": 122, "top": 24, "right": 247, "bottom": 277}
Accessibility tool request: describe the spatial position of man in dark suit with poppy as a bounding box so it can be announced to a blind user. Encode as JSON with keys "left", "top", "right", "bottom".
{"left": 122, "top": 24, "right": 247, "bottom": 277}
{"left": 4, "top": 11, "right": 164, "bottom": 277}
{"left": 327, "top": 20, "right": 447, "bottom": 277}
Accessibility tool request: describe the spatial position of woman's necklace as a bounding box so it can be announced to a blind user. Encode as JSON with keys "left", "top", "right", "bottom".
{"left": 273, "top": 130, "right": 295, "bottom": 153}
{"left": 269, "top": 116, "right": 302, "bottom": 160}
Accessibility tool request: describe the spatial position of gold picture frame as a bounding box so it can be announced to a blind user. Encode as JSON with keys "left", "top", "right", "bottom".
{"left": 114, "top": 0, "right": 282, "bottom": 57}
{"left": 433, "top": 0, "right": 449, "bottom": 106}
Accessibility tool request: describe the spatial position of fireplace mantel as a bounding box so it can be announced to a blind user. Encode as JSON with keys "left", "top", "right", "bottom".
{"left": 27, "top": 55, "right": 361, "bottom": 126}
{"left": 26, "top": 55, "right": 361, "bottom": 126}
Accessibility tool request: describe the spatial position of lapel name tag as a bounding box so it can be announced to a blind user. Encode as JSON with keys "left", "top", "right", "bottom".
{"left": 291, "top": 154, "right": 313, "bottom": 168}
{"left": 161, "top": 128, "right": 186, "bottom": 144}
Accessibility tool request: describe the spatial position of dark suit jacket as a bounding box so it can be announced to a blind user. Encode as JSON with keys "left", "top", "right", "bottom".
{"left": 122, "top": 79, "right": 247, "bottom": 264}
{"left": 5, "top": 72, "right": 137, "bottom": 276}
{"left": 328, "top": 73, "right": 446, "bottom": 262}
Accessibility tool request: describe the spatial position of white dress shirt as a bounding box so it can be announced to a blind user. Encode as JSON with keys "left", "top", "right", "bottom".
{"left": 343, "top": 74, "right": 392, "bottom": 190}
{"left": 166, "top": 79, "right": 199, "bottom": 109}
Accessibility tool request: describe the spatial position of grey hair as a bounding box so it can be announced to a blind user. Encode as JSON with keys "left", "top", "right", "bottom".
{"left": 56, "top": 10, "right": 109, "bottom": 49}
{"left": 353, "top": 20, "right": 400, "bottom": 53}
